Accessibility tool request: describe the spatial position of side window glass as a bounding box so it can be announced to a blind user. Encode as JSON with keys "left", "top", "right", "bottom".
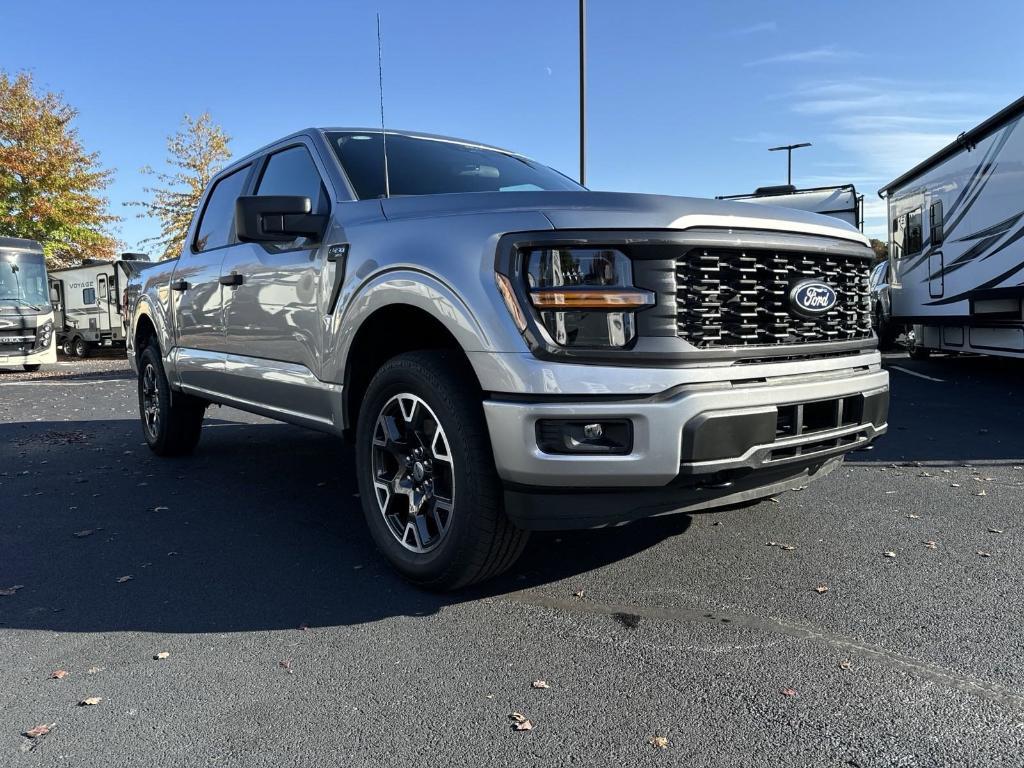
{"left": 83, "top": 287, "right": 96, "bottom": 304}
{"left": 906, "top": 208, "right": 923, "bottom": 255}
{"left": 929, "top": 200, "right": 944, "bottom": 246}
{"left": 98, "top": 278, "right": 107, "bottom": 299}
{"left": 194, "top": 165, "right": 250, "bottom": 253}
{"left": 254, "top": 146, "right": 328, "bottom": 251}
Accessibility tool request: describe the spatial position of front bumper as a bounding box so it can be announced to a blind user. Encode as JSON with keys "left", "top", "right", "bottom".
{"left": 483, "top": 367, "right": 887, "bottom": 488}
{"left": 0, "top": 344, "right": 57, "bottom": 366}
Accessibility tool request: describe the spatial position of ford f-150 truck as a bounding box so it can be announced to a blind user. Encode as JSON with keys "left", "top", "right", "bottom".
{"left": 126, "top": 128, "right": 889, "bottom": 589}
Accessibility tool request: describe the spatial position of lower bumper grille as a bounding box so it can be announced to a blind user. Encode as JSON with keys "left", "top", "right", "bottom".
{"left": 0, "top": 330, "right": 36, "bottom": 355}
{"left": 675, "top": 248, "right": 872, "bottom": 347}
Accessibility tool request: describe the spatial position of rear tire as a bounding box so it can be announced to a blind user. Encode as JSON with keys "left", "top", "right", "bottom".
{"left": 355, "top": 350, "right": 529, "bottom": 590}
{"left": 137, "top": 342, "right": 206, "bottom": 456}
{"left": 909, "top": 345, "right": 931, "bottom": 360}
{"left": 73, "top": 338, "right": 89, "bottom": 358}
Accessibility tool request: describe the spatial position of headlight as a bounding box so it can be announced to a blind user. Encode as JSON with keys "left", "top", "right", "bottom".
{"left": 522, "top": 248, "right": 653, "bottom": 348}
{"left": 35, "top": 321, "right": 53, "bottom": 350}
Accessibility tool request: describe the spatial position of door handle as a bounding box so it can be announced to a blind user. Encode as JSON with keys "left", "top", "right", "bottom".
{"left": 219, "top": 273, "right": 244, "bottom": 287}
{"left": 170, "top": 280, "right": 189, "bottom": 292}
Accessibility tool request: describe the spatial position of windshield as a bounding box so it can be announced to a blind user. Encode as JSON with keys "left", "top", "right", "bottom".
{"left": 0, "top": 252, "right": 50, "bottom": 309}
{"left": 327, "top": 131, "right": 584, "bottom": 199}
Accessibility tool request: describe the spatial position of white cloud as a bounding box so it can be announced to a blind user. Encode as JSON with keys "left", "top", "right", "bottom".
{"left": 779, "top": 78, "right": 1012, "bottom": 238}
{"left": 729, "top": 21, "right": 777, "bottom": 36}
{"left": 745, "top": 46, "right": 859, "bottom": 68}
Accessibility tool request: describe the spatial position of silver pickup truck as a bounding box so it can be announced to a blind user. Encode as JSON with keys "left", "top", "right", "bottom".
{"left": 127, "top": 128, "right": 889, "bottom": 589}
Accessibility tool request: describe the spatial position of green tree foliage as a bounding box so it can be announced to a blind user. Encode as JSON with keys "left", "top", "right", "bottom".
{"left": 0, "top": 70, "right": 118, "bottom": 267}
{"left": 129, "top": 113, "right": 231, "bottom": 260}
{"left": 870, "top": 238, "right": 888, "bottom": 263}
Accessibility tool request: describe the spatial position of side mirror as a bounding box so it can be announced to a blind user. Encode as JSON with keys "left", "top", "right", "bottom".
{"left": 235, "top": 195, "right": 328, "bottom": 243}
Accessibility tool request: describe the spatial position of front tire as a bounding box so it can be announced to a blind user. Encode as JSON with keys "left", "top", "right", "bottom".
{"left": 23, "top": 364, "right": 41, "bottom": 372}
{"left": 137, "top": 342, "right": 206, "bottom": 456}
{"left": 355, "top": 350, "right": 528, "bottom": 590}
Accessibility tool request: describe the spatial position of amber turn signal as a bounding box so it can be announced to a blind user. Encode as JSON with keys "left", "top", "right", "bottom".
{"left": 529, "top": 289, "right": 655, "bottom": 310}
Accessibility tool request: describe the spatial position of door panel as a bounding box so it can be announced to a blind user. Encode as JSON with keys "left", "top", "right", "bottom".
{"left": 172, "top": 250, "right": 226, "bottom": 352}
{"left": 221, "top": 143, "right": 329, "bottom": 375}
{"left": 221, "top": 242, "right": 323, "bottom": 370}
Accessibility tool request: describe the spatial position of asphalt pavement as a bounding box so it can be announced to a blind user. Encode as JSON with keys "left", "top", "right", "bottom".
{"left": 1, "top": 351, "right": 1023, "bottom": 767}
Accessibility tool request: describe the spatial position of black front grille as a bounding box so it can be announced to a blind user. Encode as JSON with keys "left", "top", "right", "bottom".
{"left": 675, "top": 248, "right": 872, "bottom": 347}
{"left": 0, "top": 329, "right": 36, "bottom": 354}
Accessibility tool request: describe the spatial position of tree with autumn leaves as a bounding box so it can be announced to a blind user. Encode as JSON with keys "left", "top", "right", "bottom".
{"left": 129, "top": 113, "right": 231, "bottom": 261}
{"left": 0, "top": 71, "right": 118, "bottom": 267}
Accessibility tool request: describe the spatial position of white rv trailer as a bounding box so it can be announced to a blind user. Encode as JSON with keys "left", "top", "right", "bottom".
{"left": 717, "top": 185, "right": 864, "bottom": 231}
{"left": 879, "top": 95, "right": 1024, "bottom": 359}
{"left": 49, "top": 254, "right": 150, "bottom": 356}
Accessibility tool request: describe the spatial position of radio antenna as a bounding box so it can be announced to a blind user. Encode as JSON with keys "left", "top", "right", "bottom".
{"left": 376, "top": 13, "right": 391, "bottom": 199}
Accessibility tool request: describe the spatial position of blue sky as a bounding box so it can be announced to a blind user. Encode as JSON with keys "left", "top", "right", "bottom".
{"left": 4, "top": 1, "right": 1022, "bottom": 246}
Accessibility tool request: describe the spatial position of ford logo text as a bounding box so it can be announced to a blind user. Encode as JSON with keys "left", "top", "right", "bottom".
{"left": 789, "top": 280, "right": 838, "bottom": 317}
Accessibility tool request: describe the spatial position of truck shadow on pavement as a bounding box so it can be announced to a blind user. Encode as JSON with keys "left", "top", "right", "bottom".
{"left": 0, "top": 417, "right": 691, "bottom": 634}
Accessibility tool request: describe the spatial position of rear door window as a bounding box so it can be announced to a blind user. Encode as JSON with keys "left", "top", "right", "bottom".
{"left": 193, "top": 165, "right": 250, "bottom": 253}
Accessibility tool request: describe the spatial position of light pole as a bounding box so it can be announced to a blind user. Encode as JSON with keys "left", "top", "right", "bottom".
{"left": 579, "top": 0, "right": 586, "bottom": 186}
{"left": 768, "top": 142, "right": 811, "bottom": 186}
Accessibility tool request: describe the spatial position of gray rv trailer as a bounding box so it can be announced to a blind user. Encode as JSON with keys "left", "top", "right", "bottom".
{"left": 879, "top": 95, "right": 1024, "bottom": 359}
{"left": 718, "top": 185, "right": 864, "bottom": 231}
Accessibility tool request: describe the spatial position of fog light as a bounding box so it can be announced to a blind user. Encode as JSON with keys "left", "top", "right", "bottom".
{"left": 536, "top": 419, "right": 632, "bottom": 455}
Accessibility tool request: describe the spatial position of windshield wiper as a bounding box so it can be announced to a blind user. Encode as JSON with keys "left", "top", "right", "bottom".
{"left": 0, "top": 297, "right": 41, "bottom": 310}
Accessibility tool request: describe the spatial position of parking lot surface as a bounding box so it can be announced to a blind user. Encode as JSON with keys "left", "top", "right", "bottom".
{"left": 2, "top": 352, "right": 1023, "bottom": 766}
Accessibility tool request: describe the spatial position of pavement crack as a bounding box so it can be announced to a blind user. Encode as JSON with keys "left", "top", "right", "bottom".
{"left": 503, "top": 590, "right": 1024, "bottom": 711}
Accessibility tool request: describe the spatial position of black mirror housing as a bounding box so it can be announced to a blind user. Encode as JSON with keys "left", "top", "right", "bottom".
{"left": 235, "top": 195, "right": 328, "bottom": 243}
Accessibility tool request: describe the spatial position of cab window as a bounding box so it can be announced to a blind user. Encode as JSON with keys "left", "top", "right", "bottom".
{"left": 193, "top": 165, "right": 251, "bottom": 253}
{"left": 254, "top": 146, "right": 328, "bottom": 250}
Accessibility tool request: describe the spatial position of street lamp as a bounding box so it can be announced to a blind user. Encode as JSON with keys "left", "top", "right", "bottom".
{"left": 768, "top": 142, "right": 811, "bottom": 186}
{"left": 579, "top": 0, "right": 586, "bottom": 186}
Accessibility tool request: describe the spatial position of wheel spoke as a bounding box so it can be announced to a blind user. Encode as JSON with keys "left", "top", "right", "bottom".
{"left": 369, "top": 392, "right": 455, "bottom": 555}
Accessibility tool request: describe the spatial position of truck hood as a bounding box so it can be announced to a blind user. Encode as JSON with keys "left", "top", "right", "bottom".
{"left": 380, "top": 191, "right": 869, "bottom": 245}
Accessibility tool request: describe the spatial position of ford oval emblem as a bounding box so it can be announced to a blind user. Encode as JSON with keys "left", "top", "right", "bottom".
{"left": 789, "top": 280, "right": 838, "bottom": 317}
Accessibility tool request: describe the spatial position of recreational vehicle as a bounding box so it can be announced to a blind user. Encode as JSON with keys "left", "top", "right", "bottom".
{"left": 878, "top": 95, "right": 1024, "bottom": 359}
{"left": 717, "top": 185, "right": 864, "bottom": 231}
{"left": 49, "top": 253, "right": 149, "bottom": 356}
{"left": 0, "top": 237, "right": 57, "bottom": 371}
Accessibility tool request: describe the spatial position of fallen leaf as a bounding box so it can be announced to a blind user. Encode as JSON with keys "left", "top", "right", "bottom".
{"left": 649, "top": 735, "right": 669, "bottom": 749}
{"left": 23, "top": 724, "right": 54, "bottom": 739}
{"left": 988, "top": 528, "right": 1005, "bottom": 534}
{"left": 116, "top": 575, "right": 133, "bottom": 583}
{"left": 79, "top": 697, "right": 102, "bottom": 706}
{"left": 531, "top": 680, "right": 550, "bottom": 689}
{"left": 73, "top": 529, "right": 94, "bottom": 538}
{"left": 509, "top": 712, "right": 534, "bottom": 731}
{"left": 976, "top": 490, "right": 987, "bottom": 497}
{"left": 924, "top": 540, "right": 937, "bottom": 550}
{"left": 571, "top": 590, "right": 585, "bottom": 599}
{"left": 977, "top": 550, "right": 992, "bottom": 558}
{"left": 152, "top": 506, "right": 169, "bottom": 513}
{"left": 814, "top": 585, "right": 829, "bottom": 594}
{"left": 154, "top": 652, "right": 170, "bottom": 660}
{"left": 839, "top": 659, "right": 853, "bottom": 670}
{"left": 298, "top": 623, "right": 310, "bottom": 632}
{"left": 781, "top": 687, "right": 799, "bottom": 697}
{"left": 86, "top": 666, "right": 103, "bottom": 675}
{"left": 950, "top": 483, "right": 961, "bottom": 488}
{"left": 768, "top": 497, "right": 780, "bottom": 504}
{"left": 50, "top": 670, "right": 69, "bottom": 680}
{"left": 0, "top": 584, "right": 25, "bottom": 596}
{"left": 907, "top": 513, "right": 921, "bottom": 519}
{"left": 883, "top": 551, "right": 897, "bottom": 558}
